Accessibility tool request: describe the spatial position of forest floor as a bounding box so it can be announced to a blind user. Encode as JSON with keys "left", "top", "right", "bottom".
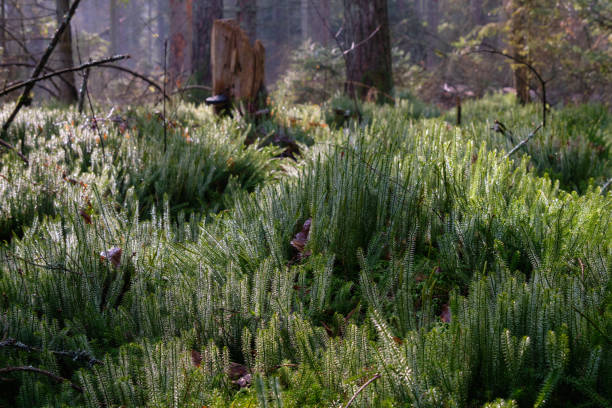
{"left": 0, "top": 93, "right": 610, "bottom": 407}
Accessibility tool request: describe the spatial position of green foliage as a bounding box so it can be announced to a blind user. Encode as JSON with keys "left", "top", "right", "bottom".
{"left": 1, "top": 96, "right": 610, "bottom": 407}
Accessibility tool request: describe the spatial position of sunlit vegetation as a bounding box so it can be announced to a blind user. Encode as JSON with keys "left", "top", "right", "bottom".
{"left": 1, "top": 94, "right": 610, "bottom": 407}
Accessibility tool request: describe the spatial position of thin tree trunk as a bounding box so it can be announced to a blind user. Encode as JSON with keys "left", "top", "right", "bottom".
{"left": 343, "top": 0, "right": 393, "bottom": 102}
{"left": 237, "top": 0, "right": 256, "bottom": 41}
{"left": 506, "top": 0, "right": 530, "bottom": 104}
{"left": 425, "top": 0, "right": 439, "bottom": 68}
{"left": 169, "top": 0, "right": 193, "bottom": 88}
{"left": 192, "top": 0, "right": 222, "bottom": 88}
{"left": 55, "top": 0, "right": 78, "bottom": 103}
{"left": 157, "top": 0, "right": 168, "bottom": 65}
{"left": 1, "top": 0, "right": 5, "bottom": 59}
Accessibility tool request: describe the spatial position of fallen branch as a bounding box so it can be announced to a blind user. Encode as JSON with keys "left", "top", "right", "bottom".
{"left": 171, "top": 84, "right": 212, "bottom": 95}
{"left": 0, "top": 366, "right": 83, "bottom": 392}
{"left": 1, "top": 0, "right": 83, "bottom": 155}
{"left": 601, "top": 178, "right": 612, "bottom": 195}
{"left": 0, "top": 55, "right": 129, "bottom": 97}
{"left": 504, "top": 123, "right": 543, "bottom": 159}
{"left": 0, "top": 338, "right": 103, "bottom": 367}
{"left": 344, "top": 373, "right": 381, "bottom": 408}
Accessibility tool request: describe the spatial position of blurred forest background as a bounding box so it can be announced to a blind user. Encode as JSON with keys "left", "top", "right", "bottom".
{"left": 1, "top": 0, "right": 610, "bottom": 109}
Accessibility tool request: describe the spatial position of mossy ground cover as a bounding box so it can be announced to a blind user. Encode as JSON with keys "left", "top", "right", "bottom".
{"left": 0, "top": 95, "right": 610, "bottom": 407}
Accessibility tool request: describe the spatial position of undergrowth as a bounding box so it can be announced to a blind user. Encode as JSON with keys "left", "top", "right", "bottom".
{"left": 0, "top": 95, "right": 610, "bottom": 407}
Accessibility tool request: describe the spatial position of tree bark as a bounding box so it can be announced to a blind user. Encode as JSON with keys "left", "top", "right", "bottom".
{"left": 192, "top": 0, "right": 223, "bottom": 88}
{"left": 237, "top": 0, "right": 256, "bottom": 41}
{"left": 169, "top": 0, "right": 193, "bottom": 88}
{"left": 55, "top": 0, "right": 78, "bottom": 103}
{"left": 506, "top": 0, "right": 530, "bottom": 104}
{"left": 343, "top": 0, "right": 393, "bottom": 102}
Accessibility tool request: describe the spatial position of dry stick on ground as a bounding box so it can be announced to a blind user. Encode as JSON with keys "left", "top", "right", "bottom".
{"left": 473, "top": 44, "right": 550, "bottom": 127}
{"left": 0, "top": 366, "right": 83, "bottom": 392}
{"left": 0, "top": 55, "right": 129, "bottom": 97}
{"left": 504, "top": 123, "right": 543, "bottom": 159}
{"left": 0, "top": 338, "right": 103, "bottom": 367}
{"left": 344, "top": 373, "right": 381, "bottom": 408}
{"left": 0, "top": 0, "right": 83, "bottom": 164}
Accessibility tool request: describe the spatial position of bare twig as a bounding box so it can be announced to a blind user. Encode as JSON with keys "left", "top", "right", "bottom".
{"left": 171, "top": 84, "right": 212, "bottom": 94}
{"left": 99, "top": 64, "right": 170, "bottom": 101}
{"left": 473, "top": 43, "right": 549, "bottom": 126}
{"left": 1, "top": 0, "right": 83, "bottom": 154}
{"left": 0, "top": 366, "right": 83, "bottom": 392}
{"left": 343, "top": 25, "right": 381, "bottom": 55}
{"left": 344, "top": 373, "right": 381, "bottom": 408}
{"left": 504, "top": 123, "right": 543, "bottom": 159}
{"left": 0, "top": 338, "right": 103, "bottom": 367}
{"left": 0, "top": 55, "right": 129, "bottom": 97}
{"left": 601, "top": 178, "right": 612, "bottom": 195}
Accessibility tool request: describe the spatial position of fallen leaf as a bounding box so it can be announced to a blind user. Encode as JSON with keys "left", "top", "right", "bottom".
{"left": 79, "top": 208, "right": 92, "bottom": 224}
{"left": 100, "top": 247, "right": 122, "bottom": 268}
{"left": 191, "top": 350, "right": 202, "bottom": 367}
{"left": 290, "top": 218, "right": 312, "bottom": 259}
{"left": 440, "top": 304, "right": 451, "bottom": 323}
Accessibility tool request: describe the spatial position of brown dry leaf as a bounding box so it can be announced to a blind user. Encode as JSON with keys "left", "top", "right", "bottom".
{"left": 440, "top": 304, "right": 451, "bottom": 323}
{"left": 100, "top": 247, "right": 122, "bottom": 268}
{"left": 290, "top": 218, "right": 312, "bottom": 259}
{"left": 191, "top": 350, "right": 202, "bottom": 368}
{"left": 79, "top": 208, "right": 92, "bottom": 225}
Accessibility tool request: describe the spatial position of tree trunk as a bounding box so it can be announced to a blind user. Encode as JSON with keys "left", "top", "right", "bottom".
{"left": 425, "top": 0, "right": 439, "bottom": 68}
{"left": 192, "top": 0, "right": 223, "bottom": 88}
{"left": 343, "top": 0, "right": 393, "bottom": 102}
{"left": 55, "top": 0, "right": 78, "bottom": 103}
{"left": 169, "top": 0, "right": 193, "bottom": 88}
{"left": 506, "top": 0, "right": 530, "bottom": 104}
{"left": 1, "top": 0, "right": 5, "bottom": 60}
{"left": 157, "top": 0, "right": 168, "bottom": 65}
{"left": 305, "top": 0, "right": 330, "bottom": 45}
{"left": 211, "top": 19, "right": 265, "bottom": 110}
{"left": 237, "top": 0, "right": 256, "bottom": 41}
{"left": 471, "top": 0, "right": 486, "bottom": 25}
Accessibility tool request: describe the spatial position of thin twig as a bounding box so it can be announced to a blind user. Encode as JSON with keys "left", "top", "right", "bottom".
{"left": 601, "top": 178, "right": 612, "bottom": 195}
{"left": 99, "top": 64, "right": 170, "bottom": 101}
{"left": 0, "top": 338, "right": 103, "bottom": 367}
{"left": 504, "top": 123, "right": 543, "bottom": 159}
{"left": 0, "top": 366, "right": 83, "bottom": 392}
{"left": 1, "top": 0, "right": 83, "bottom": 149}
{"left": 0, "top": 55, "right": 129, "bottom": 97}
{"left": 344, "top": 373, "right": 381, "bottom": 408}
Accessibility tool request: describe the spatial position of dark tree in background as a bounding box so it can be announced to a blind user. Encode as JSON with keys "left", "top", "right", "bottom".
{"left": 505, "top": 0, "right": 530, "bottom": 104}
{"left": 192, "top": 0, "right": 223, "bottom": 88}
{"left": 237, "top": 0, "right": 257, "bottom": 40}
{"left": 343, "top": 0, "right": 393, "bottom": 101}
{"left": 169, "top": 0, "right": 193, "bottom": 88}
{"left": 55, "top": 0, "right": 78, "bottom": 103}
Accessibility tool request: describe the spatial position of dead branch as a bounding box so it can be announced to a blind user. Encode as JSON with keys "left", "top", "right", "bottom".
{"left": 1, "top": 0, "right": 83, "bottom": 163}
{"left": 0, "top": 55, "right": 129, "bottom": 97}
{"left": 171, "top": 84, "right": 212, "bottom": 95}
{"left": 0, "top": 338, "right": 103, "bottom": 367}
{"left": 504, "top": 123, "right": 543, "bottom": 159}
{"left": 0, "top": 366, "right": 83, "bottom": 392}
{"left": 601, "top": 178, "right": 612, "bottom": 195}
{"left": 473, "top": 43, "right": 549, "bottom": 127}
{"left": 344, "top": 373, "right": 381, "bottom": 408}
{"left": 99, "top": 64, "right": 170, "bottom": 101}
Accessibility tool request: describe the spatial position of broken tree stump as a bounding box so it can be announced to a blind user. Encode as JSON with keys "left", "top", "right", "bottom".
{"left": 209, "top": 19, "right": 266, "bottom": 115}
